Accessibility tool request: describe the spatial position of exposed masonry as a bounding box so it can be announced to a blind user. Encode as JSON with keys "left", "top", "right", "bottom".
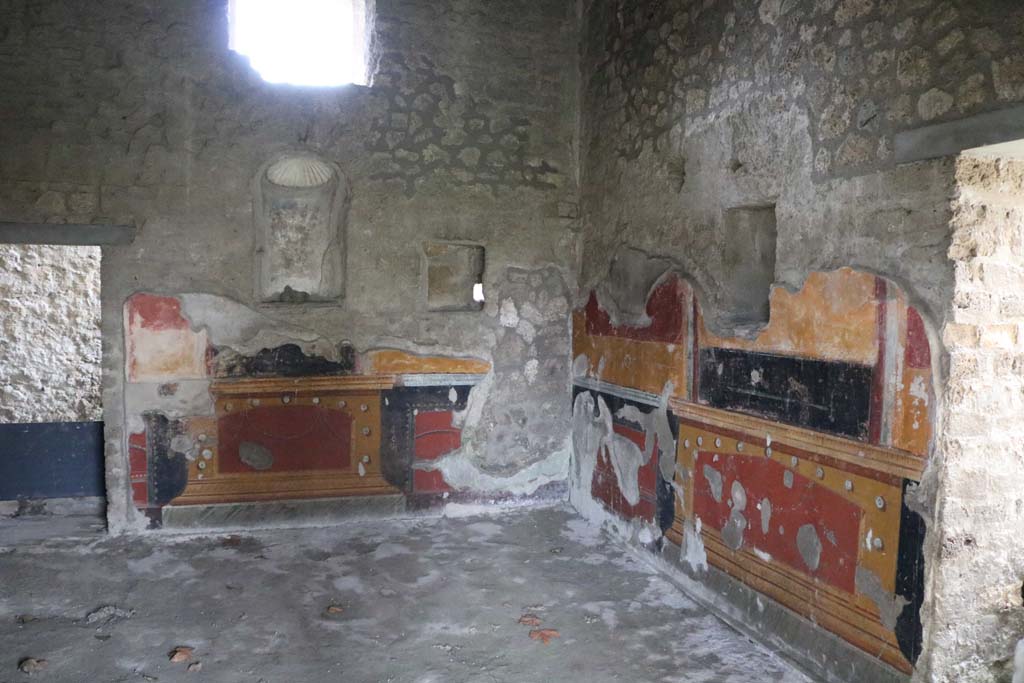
{"left": 0, "top": 244, "right": 101, "bottom": 423}
{"left": 367, "top": 53, "right": 563, "bottom": 195}
{"left": 584, "top": 0, "right": 1024, "bottom": 176}
{"left": 923, "top": 155, "right": 1024, "bottom": 683}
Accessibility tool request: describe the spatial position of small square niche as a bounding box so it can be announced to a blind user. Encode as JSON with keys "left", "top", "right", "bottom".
{"left": 424, "top": 241, "right": 485, "bottom": 312}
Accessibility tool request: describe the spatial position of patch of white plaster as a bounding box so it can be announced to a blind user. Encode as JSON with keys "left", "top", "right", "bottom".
{"left": 516, "top": 318, "right": 536, "bottom": 343}
{"left": 855, "top": 567, "right": 909, "bottom": 630}
{"left": 682, "top": 517, "right": 708, "bottom": 572}
{"left": 524, "top": 358, "right": 539, "bottom": 384}
{"left": 499, "top": 298, "right": 519, "bottom": 328}
{"left": 607, "top": 434, "right": 644, "bottom": 506}
{"left": 416, "top": 446, "right": 569, "bottom": 496}
{"left": 572, "top": 354, "right": 590, "bottom": 378}
{"left": 123, "top": 380, "right": 214, "bottom": 432}
{"left": 179, "top": 293, "right": 331, "bottom": 357}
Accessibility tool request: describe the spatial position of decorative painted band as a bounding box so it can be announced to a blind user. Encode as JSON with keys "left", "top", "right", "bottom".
{"left": 572, "top": 377, "right": 664, "bottom": 407}
{"left": 210, "top": 374, "right": 396, "bottom": 396}
{"left": 668, "top": 399, "right": 926, "bottom": 481}
{"left": 397, "top": 373, "right": 488, "bottom": 387}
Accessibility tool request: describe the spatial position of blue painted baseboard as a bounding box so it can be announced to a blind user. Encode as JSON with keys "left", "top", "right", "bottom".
{"left": 0, "top": 422, "right": 105, "bottom": 500}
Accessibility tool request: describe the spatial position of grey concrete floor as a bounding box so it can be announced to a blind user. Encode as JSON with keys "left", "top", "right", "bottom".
{"left": 0, "top": 506, "right": 812, "bottom": 682}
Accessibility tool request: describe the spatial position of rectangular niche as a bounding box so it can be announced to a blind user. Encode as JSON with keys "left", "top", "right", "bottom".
{"left": 256, "top": 155, "right": 347, "bottom": 303}
{"left": 423, "top": 241, "right": 485, "bottom": 312}
{"left": 721, "top": 204, "right": 778, "bottom": 328}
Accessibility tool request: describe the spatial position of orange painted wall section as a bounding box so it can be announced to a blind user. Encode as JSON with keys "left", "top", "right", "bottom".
{"left": 364, "top": 349, "right": 491, "bottom": 375}
{"left": 700, "top": 269, "right": 880, "bottom": 366}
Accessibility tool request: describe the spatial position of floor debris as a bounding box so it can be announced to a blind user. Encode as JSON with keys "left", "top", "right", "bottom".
{"left": 518, "top": 613, "right": 543, "bottom": 626}
{"left": 528, "top": 628, "right": 560, "bottom": 644}
{"left": 187, "top": 662, "right": 203, "bottom": 673}
{"left": 18, "top": 657, "right": 48, "bottom": 674}
{"left": 84, "top": 605, "right": 134, "bottom": 625}
{"left": 169, "top": 646, "right": 194, "bottom": 663}
{"left": 325, "top": 605, "right": 345, "bottom": 615}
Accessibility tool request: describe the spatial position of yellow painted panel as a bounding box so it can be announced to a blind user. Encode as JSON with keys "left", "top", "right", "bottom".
{"left": 573, "top": 311, "right": 687, "bottom": 397}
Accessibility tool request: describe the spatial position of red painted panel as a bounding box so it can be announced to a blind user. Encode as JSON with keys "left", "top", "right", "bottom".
{"left": 128, "top": 446, "right": 147, "bottom": 477}
{"left": 413, "top": 470, "right": 450, "bottom": 494}
{"left": 692, "top": 452, "right": 861, "bottom": 593}
{"left": 590, "top": 423, "right": 657, "bottom": 522}
{"left": 414, "top": 411, "right": 462, "bottom": 459}
{"left": 129, "top": 432, "right": 147, "bottom": 503}
{"left": 127, "top": 293, "right": 189, "bottom": 331}
{"left": 217, "top": 406, "right": 352, "bottom": 473}
{"left": 905, "top": 307, "right": 931, "bottom": 369}
{"left": 413, "top": 411, "right": 460, "bottom": 493}
{"left": 868, "top": 277, "right": 887, "bottom": 445}
{"left": 129, "top": 431, "right": 147, "bottom": 452}
{"left": 131, "top": 481, "right": 149, "bottom": 508}
{"left": 584, "top": 276, "right": 686, "bottom": 344}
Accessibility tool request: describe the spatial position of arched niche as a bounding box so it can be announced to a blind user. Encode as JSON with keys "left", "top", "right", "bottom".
{"left": 254, "top": 153, "right": 348, "bottom": 303}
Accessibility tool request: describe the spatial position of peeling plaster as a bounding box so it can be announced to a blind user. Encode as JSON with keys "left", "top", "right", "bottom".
{"left": 759, "top": 498, "right": 772, "bottom": 535}
{"left": 606, "top": 434, "right": 644, "bottom": 506}
{"left": 704, "top": 465, "right": 724, "bottom": 503}
{"left": 178, "top": 293, "right": 333, "bottom": 358}
{"left": 123, "top": 381, "right": 214, "bottom": 433}
{"left": 796, "top": 524, "right": 822, "bottom": 572}
{"left": 722, "top": 480, "right": 748, "bottom": 551}
{"left": 413, "top": 445, "right": 570, "bottom": 497}
{"left": 855, "top": 566, "right": 909, "bottom": 631}
{"left": 682, "top": 518, "right": 708, "bottom": 572}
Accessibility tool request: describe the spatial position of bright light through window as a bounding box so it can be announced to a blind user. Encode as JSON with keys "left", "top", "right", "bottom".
{"left": 228, "top": 0, "right": 372, "bottom": 87}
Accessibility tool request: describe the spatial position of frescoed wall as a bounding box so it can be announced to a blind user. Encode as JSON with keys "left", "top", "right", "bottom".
{"left": 571, "top": 265, "right": 935, "bottom": 676}
{"left": 122, "top": 292, "right": 490, "bottom": 525}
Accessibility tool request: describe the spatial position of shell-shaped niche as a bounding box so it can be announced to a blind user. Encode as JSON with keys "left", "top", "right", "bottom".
{"left": 266, "top": 155, "right": 336, "bottom": 188}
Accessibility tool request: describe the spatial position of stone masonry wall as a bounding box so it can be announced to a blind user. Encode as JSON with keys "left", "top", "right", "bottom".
{"left": 0, "top": 0, "right": 579, "bottom": 530}
{"left": 924, "top": 154, "right": 1024, "bottom": 682}
{"left": 580, "top": 0, "right": 1024, "bottom": 331}
{"left": 0, "top": 244, "right": 101, "bottom": 423}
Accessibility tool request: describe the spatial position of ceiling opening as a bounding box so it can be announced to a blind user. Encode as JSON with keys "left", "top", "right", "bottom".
{"left": 228, "top": 0, "right": 373, "bottom": 87}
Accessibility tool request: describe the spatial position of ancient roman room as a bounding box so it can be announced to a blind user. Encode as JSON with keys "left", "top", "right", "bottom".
{"left": 1, "top": 0, "right": 1024, "bottom": 681}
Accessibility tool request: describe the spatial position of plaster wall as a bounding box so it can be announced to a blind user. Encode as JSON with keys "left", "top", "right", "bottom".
{"left": 0, "top": 0, "right": 579, "bottom": 530}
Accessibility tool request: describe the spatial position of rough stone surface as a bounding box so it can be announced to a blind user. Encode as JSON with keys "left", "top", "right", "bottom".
{"left": 579, "top": 0, "right": 1024, "bottom": 334}
{"left": 0, "top": 507, "right": 810, "bottom": 682}
{"left": 0, "top": 245, "right": 101, "bottom": 423}
{"left": 921, "top": 155, "right": 1024, "bottom": 683}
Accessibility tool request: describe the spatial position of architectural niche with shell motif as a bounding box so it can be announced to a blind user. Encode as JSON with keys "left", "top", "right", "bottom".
{"left": 255, "top": 153, "right": 348, "bottom": 303}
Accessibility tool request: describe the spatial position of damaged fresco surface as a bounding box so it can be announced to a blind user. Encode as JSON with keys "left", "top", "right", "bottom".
{"left": 121, "top": 285, "right": 569, "bottom": 527}
{"left": 571, "top": 261, "right": 935, "bottom": 677}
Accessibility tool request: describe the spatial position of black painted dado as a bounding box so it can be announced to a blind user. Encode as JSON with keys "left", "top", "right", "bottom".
{"left": 895, "top": 479, "right": 927, "bottom": 666}
{"left": 698, "top": 348, "right": 873, "bottom": 440}
{"left": 379, "top": 385, "right": 472, "bottom": 492}
{"left": 0, "top": 422, "right": 105, "bottom": 500}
